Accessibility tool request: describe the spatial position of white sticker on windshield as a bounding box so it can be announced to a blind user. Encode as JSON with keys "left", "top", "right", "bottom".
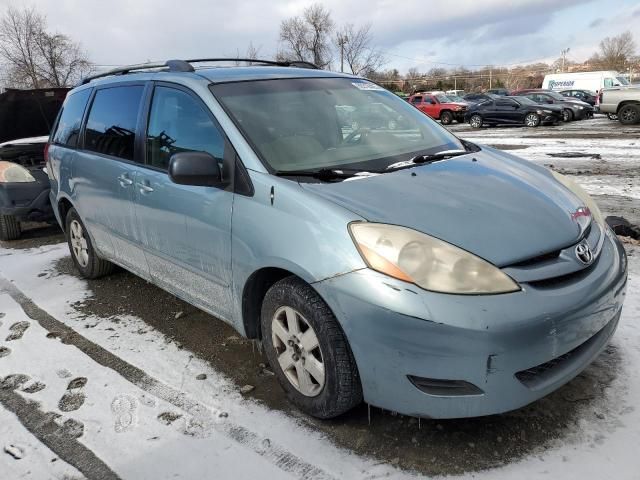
{"left": 351, "top": 81, "right": 384, "bottom": 91}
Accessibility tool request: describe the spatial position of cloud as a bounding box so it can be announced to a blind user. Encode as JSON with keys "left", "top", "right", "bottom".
{"left": 589, "top": 18, "right": 604, "bottom": 28}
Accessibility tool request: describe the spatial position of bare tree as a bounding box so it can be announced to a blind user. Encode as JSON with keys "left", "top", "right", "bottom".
{"left": 234, "top": 41, "right": 263, "bottom": 65}
{"left": 278, "top": 3, "right": 333, "bottom": 68}
{"left": 0, "top": 6, "right": 91, "bottom": 88}
{"left": 593, "top": 31, "right": 636, "bottom": 70}
{"left": 335, "top": 23, "right": 385, "bottom": 75}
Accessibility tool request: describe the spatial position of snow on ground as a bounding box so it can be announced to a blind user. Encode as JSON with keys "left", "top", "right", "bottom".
{"left": 0, "top": 400, "right": 82, "bottom": 479}
{"left": 1, "top": 242, "right": 639, "bottom": 479}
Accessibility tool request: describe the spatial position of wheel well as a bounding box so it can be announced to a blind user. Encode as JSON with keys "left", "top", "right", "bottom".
{"left": 617, "top": 101, "right": 640, "bottom": 112}
{"left": 242, "top": 267, "right": 295, "bottom": 339}
{"left": 57, "top": 198, "right": 73, "bottom": 232}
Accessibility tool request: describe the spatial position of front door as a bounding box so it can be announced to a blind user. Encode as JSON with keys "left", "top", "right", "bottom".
{"left": 134, "top": 84, "right": 234, "bottom": 320}
{"left": 73, "top": 83, "right": 148, "bottom": 273}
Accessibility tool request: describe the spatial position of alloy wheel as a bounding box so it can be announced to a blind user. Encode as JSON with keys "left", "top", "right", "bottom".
{"left": 470, "top": 115, "right": 482, "bottom": 128}
{"left": 69, "top": 219, "right": 89, "bottom": 268}
{"left": 620, "top": 107, "right": 638, "bottom": 124}
{"left": 271, "top": 306, "right": 325, "bottom": 397}
{"left": 525, "top": 113, "right": 540, "bottom": 127}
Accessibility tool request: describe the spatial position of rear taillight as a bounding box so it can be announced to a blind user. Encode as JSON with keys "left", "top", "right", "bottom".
{"left": 43, "top": 142, "right": 50, "bottom": 163}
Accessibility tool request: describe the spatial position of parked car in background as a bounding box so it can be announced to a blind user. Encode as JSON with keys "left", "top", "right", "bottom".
{"left": 465, "top": 96, "right": 562, "bottom": 128}
{"left": 350, "top": 102, "right": 411, "bottom": 130}
{"left": 0, "top": 87, "right": 68, "bottom": 240}
{"left": 462, "top": 92, "right": 500, "bottom": 104}
{"left": 559, "top": 89, "right": 597, "bottom": 106}
{"left": 599, "top": 86, "right": 640, "bottom": 124}
{"left": 445, "top": 89, "right": 465, "bottom": 97}
{"left": 487, "top": 88, "right": 510, "bottom": 96}
{"left": 543, "top": 71, "right": 630, "bottom": 93}
{"left": 510, "top": 89, "right": 594, "bottom": 121}
{"left": 47, "top": 58, "right": 627, "bottom": 421}
{"left": 409, "top": 92, "right": 468, "bottom": 124}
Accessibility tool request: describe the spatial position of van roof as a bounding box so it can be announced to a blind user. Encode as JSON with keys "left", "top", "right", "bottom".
{"left": 78, "top": 58, "right": 356, "bottom": 88}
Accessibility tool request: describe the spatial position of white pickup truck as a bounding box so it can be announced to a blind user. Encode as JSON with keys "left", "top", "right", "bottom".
{"left": 599, "top": 86, "right": 640, "bottom": 124}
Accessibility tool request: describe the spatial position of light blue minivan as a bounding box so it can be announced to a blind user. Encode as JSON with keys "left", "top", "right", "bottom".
{"left": 47, "top": 59, "right": 627, "bottom": 419}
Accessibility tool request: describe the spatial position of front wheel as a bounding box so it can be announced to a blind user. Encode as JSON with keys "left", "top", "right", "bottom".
{"left": 524, "top": 113, "right": 541, "bottom": 127}
{"left": 261, "top": 276, "right": 362, "bottom": 419}
{"left": 440, "top": 111, "right": 453, "bottom": 125}
{"left": 469, "top": 114, "right": 483, "bottom": 128}
{"left": 618, "top": 104, "right": 640, "bottom": 125}
{"left": 65, "top": 208, "right": 114, "bottom": 279}
{"left": 0, "top": 214, "right": 21, "bottom": 241}
{"left": 562, "top": 109, "right": 573, "bottom": 122}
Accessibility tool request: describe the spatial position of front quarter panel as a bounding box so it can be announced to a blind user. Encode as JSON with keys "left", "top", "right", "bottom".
{"left": 231, "top": 171, "right": 366, "bottom": 331}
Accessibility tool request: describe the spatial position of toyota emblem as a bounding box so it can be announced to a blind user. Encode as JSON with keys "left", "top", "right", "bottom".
{"left": 575, "top": 242, "right": 594, "bottom": 265}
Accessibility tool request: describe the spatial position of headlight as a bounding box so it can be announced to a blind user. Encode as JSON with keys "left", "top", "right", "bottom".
{"left": 577, "top": 105, "right": 585, "bottom": 110}
{"left": 551, "top": 171, "right": 604, "bottom": 227}
{"left": 349, "top": 223, "right": 520, "bottom": 294}
{"left": 0, "top": 161, "right": 36, "bottom": 183}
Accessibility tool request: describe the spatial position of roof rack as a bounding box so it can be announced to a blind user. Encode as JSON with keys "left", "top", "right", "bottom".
{"left": 79, "top": 58, "right": 319, "bottom": 85}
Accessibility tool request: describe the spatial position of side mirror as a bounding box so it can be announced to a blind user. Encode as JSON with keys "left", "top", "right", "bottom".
{"left": 168, "top": 151, "right": 226, "bottom": 187}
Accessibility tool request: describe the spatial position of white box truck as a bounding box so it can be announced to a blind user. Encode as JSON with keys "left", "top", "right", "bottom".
{"left": 542, "top": 71, "right": 629, "bottom": 93}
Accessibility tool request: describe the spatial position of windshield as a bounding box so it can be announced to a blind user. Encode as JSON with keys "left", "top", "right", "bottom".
{"left": 546, "top": 91, "right": 565, "bottom": 100}
{"left": 617, "top": 76, "right": 630, "bottom": 86}
{"left": 513, "top": 96, "right": 537, "bottom": 105}
{"left": 211, "top": 78, "right": 465, "bottom": 173}
{"left": 435, "top": 94, "right": 453, "bottom": 103}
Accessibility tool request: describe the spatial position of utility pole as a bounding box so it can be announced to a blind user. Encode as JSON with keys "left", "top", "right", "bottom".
{"left": 337, "top": 35, "right": 348, "bottom": 73}
{"left": 561, "top": 48, "right": 570, "bottom": 72}
{"left": 489, "top": 68, "right": 492, "bottom": 89}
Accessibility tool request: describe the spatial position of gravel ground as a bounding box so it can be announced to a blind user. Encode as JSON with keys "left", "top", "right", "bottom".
{"left": 1, "top": 114, "right": 638, "bottom": 478}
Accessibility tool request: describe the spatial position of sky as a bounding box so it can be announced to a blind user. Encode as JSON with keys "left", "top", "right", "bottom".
{"left": 0, "top": 0, "right": 639, "bottom": 73}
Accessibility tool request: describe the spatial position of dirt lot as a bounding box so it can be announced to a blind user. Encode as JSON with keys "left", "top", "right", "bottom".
{"left": 1, "top": 115, "right": 639, "bottom": 479}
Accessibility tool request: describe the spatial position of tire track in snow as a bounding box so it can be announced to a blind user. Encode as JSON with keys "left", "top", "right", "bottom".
{"left": 0, "top": 275, "right": 337, "bottom": 480}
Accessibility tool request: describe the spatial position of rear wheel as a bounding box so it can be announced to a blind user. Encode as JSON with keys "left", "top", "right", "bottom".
{"left": 0, "top": 214, "right": 21, "bottom": 241}
{"left": 524, "top": 113, "right": 541, "bottom": 127}
{"left": 562, "top": 109, "right": 573, "bottom": 122}
{"left": 618, "top": 104, "right": 640, "bottom": 125}
{"left": 469, "top": 114, "right": 483, "bottom": 128}
{"left": 440, "top": 111, "right": 453, "bottom": 125}
{"left": 261, "top": 276, "right": 362, "bottom": 419}
{"left": 65, "top": 208, "right": 114, "bottom": 279}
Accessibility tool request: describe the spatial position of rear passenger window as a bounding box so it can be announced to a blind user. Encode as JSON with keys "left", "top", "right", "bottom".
{"left": 411, "top": 96, "right": 422, "bottom": 104}
{"left": 146, "top": 87, "right": 225, "bottom": 171}
{"left": 84, "top": 86, "right": 144, "bottom": 161}
{"left": 52, "top": 89, "right": 91, "bottom": 148}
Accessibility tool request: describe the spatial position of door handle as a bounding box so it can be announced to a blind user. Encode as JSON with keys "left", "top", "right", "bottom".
{"left": 136, "top": 182, "right": 154, "bottom": 194}
{"left": 117, "top": 174, "right": 133, "bottom": 187}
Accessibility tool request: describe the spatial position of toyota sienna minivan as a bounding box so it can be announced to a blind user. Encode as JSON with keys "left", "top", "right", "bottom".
{"left": 47, "top": 59, "right": 627, "bottom": 419}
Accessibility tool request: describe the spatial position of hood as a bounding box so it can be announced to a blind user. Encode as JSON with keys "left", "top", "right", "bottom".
{"left": 301, "top": 148, "right": 588, "bottom": 267}
{"left": 444, "top": 102, "right": 468, "bottom": 108}
{"left": 0, "top": 135, "right": 49, "bottom": 148}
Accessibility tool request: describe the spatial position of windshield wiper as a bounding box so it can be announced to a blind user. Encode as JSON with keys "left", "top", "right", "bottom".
{"left": 410, "top": 149, "right": 468, "bottom": 164}
{"left": 386, "top": 149, "right": 470, "bottom": 171}
{"left": 274, "top": 167, "right": 381, "bottom": 181}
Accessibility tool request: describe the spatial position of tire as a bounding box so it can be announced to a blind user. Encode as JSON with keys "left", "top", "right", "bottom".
{"left": 261, "top": 276, "right": 362, "bottom": 419}
{"left": 0, "top": 214, "right": 21, "bottom": 241}
{"left": 562, "top": 109, "right": 573, "bottom": 122}
{"left": 65, "top": 207, "right": 114, "bottom": 279}
{"left": 469, "top": 114, "right": 483, "bottom": 128}
{"left": 618, "top": 104, "right": 640, "bottom": 125}
{"left": 606, "top": 113, "right": 618, "bottom": 121}
{"left": 524, "top": 113, "right": 541, "bottom": 127}
{"left": 440, "top": 111, "right": 453, "bottom": 125}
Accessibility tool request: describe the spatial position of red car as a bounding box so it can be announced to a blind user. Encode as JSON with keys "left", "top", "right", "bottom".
{"left": 408, "top": 92, "right": 468, "bottom": 124}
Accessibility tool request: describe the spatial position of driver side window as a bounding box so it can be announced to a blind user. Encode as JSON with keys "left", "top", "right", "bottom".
{"left": 146, "top": 86, "right": 225, "bottom": 171}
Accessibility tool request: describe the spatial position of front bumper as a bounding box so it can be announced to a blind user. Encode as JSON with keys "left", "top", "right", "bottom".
{"left": 314, "top": 231, "right": 627, "bottom": 418}
{"left": 572, "top": 107, "right": 594, "bottom": 120}
{"left": 0, "top": 178, "right": 52, "bottom": 222}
